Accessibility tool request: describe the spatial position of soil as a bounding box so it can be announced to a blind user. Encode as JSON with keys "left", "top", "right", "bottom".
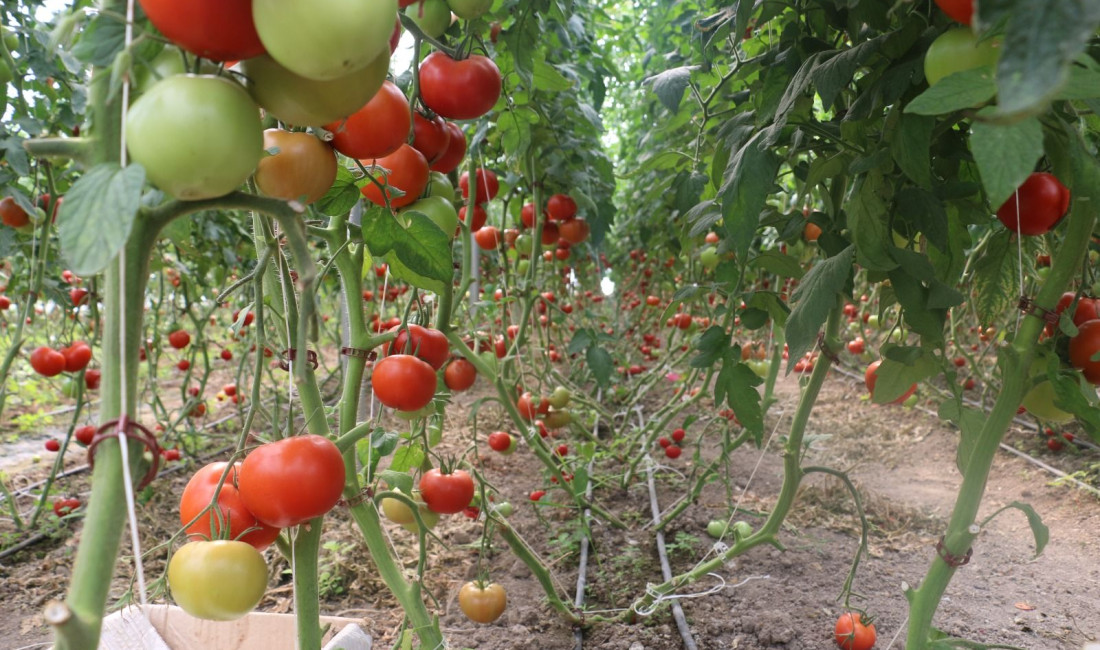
{"left": 2, "top": 367, "right": 1099, "bottom": 650}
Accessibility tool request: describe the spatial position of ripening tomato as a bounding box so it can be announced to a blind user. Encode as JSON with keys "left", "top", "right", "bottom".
{"left": 238, "top": 435, "right": 346, "bottom": 528}
{"left": 252, "top": 0, "right": 397, "bottom": 81}
{"left": 834, "top": 612, "right": 876, "bottom": 650}
{"left": 138, "top": 0, "right": 265, "bottom": 62}
{"left": 996, "top": 173, "right": 1071, "bottom": 236}
{"left": 168, "top": 541, "right": 268, "bottom": 621}
{"left": 459, "top": 204, "right": 488, "bottom": 232}
{"left": 864, "top": 360, "right": 916, "bottom": 404}
{"left": 546, "top": 194, "right": 577, "bottom": 221}
{"left": 241, "top": 50, "right": 389, "bottom": 128}
{"left": 127, "top": 75, "right": 263, "bottom": 200}
{"left": 474, "top": 226, "right": 501, "bottom": 250}
{"left": 325, "top": 81, "right": 410, "bottom": 159}
{"left": 371, "top": 354, "right": 438, "bottom": 411}
{"left": 419, "top": 468, "right": 475, "bottom": 514}
{"left": 444, "top": 358, "right": 477, "bottom": 391}
{"left": 30, "top": 347, "right": 66, "bottom": 377}
{"left": 458, "top": 581, "right": 507, "bottom": 624}
{"left": 255, "top": 129, "right": 337, "bottom": 204}
{"left": 387, "top": 324, "right": 450, "bottom": 370}
{"left": 430, "top": 121, "right": 467, "bottom": 174}
{"left": 1069, "top": 319, "right": 1100, "bottom": 384}
{"left": 360, "top": 144, "right": 429, "bottom": 209}
{"left": 419, "top": 52, "right": 502, "bottom": 120}
{"left": 934, "top": 0, "right": 973, "bottom": 25}
{"left": 179, "top": 462, "right": 281, "bottom": 550}
{"left": 558, "top": 218, "right": 590, "bottom": 244}
{"left": 459, "top": 169, "right": 499, "bottom": 203}
{"left": 487, "top": 431, "right": 514, "bottom": 454}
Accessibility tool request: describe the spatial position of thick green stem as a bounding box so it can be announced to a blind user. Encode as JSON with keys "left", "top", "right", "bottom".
{"left": 904, "top": 177, "right": 1097, "bottom": 649}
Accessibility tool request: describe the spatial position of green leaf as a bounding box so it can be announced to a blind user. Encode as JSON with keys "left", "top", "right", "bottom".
{"left": 784, "top": 246, "right": 854, "bottom": 369}
{"left": 648, "top": 66, "right": 695, "bottom": 112}
{"left": 586, "top": 345, "right": 613, "bottom": 388}
{"left": 887, "top": 267, "right": 946, "bottom": 345}
{"left": 714, "top": 359, "right": 763, "bottom": 443}
{"left": 970, "top": 113, "right": 1043, "bottom": 209}
{"left": 72, "top": 12, "right": 125, "bottom": 67}
{"left": 533, "top": 58, "right": 573, "bottom": 92}
{"left": 57, "top": 163, "right": 145, "bottom": 276}
{"left": 896, "top": 187, "right": 949, "bottom": 253}
{"left": 691, "top": 326, "right": 728, "bottom": 369}
{"left": 316, "top": 166, "right": 360, "bottom": 216}
{"left": 890, "top": 113, "right": 934, "bottom": 188}
{"left": 971, "top": 230, "right": 1015, "bottom": 326}
{"left": 905, "top": 67, "right": 997, "bottom": 116}
{"left": 361, "top": 209, "right": 453, "bottom": 294}
{"left": 720, "top": 130, "right": 780, "bottom": 260}
{"left": 1057, "top": 64, "right": 1100, "bottom": 100}
{"left": 848, "top": 174, "right": 897, "bottom": 272}
{"left": 993, "top": 0, "right": 1100, "bottom": 119}
{"left": 568, "top": 328, "right": 595, "bottom": 356}
{"left": 378, "top": 468, "right": 413, "bottom": 495}
{"left": 1048, "top": 371, "right": 1100, "bottom": 442}
{"left": 389, "top": 443, "right": 425, "bottom": 474}
{"left": 939, "top": 399, "right": 985, "bottom": 477}
{"left": 874, "top": 349, "right": 939, "bottom": 404}
{"left": 750, "top": 250, "right": 805, "bottom": 279}
{"left": 1001, "top": 502, "right": 1049, "bottom": 557}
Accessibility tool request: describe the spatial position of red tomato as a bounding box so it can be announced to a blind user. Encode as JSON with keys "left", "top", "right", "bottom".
{"left": 180, "top": 462, "right": 281, "bottom": 549}
{"left": 70, "top": 288, "right": 88, "bottom": 306}
{"left": 0, "top": 295, "right": 10, "bottom": 310}
{"left": 53, "top": 497, "right": 80, "bottom": 517}
{"left": 238, "top": 435, "right": 346, "bottom": 528}
{"left": 168, "top": 329, "right": 191, "bottom": 349}
{"left": 443, "top": 358, "right": 477, "bottom": 391}
{"left": 30, "top": 347, "right": 66, "bottom": 377}
{"left": 45, "top": 438, "right": 60, "bottom": 452}
{"left": 474, "top": 226, "right": 501, "bottom": 250}
{"left": 360, "top": 144, "right": 429, "bottom": 209}
{"left": 459, "top": 204, "right": 488, "bottom": 232}
{"left": 487, "top": 431, "right": 514, "bottom": 453}
{"left": 429, "top": 122, "right": 467, "bottom": 174}
{"left": 459, "top": 168, "right": 500, "bottom": 203}
{"left": 411, "top": 113, "right": 451, "bottom": 164}
{"left": 996, "top": 173, "right": 1071, "bottom": 236}
{"left": 371, "top": 354, "right": 438, "bottom": 411}
{"left": 520, "top": 203, "right": 538, "bottom": 229}
{"left": 325, "top": 80, "right": 410, "bottom": 159}
{"left": 75, "top": 425, "right": 96, "bottom": 446}
{"left": 664, "top": 445, "right": 682, "bottom": 459}
{"left": 1069, "top": 319, "right": 1100, "bottom": 384}
{"left": 418, "top": 52, "right": 502, "bottom": 120}
{"left": 62, "top": 342, "right": 93, "bottom": 372}
{"left": 516, "top": 392, "right": 538, "bottom": 421}
{"left": 934, "top": 0, "right": 973, "bottom": 25}
{"left": 558, "top": 218, "right": 590, "bottom": 244}
{"left": 864, "top": 360, "right": 916, "bottom": 404}
{"left": 0, "top": 196, "right": 30, "bottom": 228}
{"left": 84, "top": 369, "right": 101, "bottom": 390}
{"left": 220, "top": 349, "right": 233, "bottom": 361}
{"left": 387, "top": 324, "right": 450, "bottom": 370}
{"left": 834, "top": 612, "right": 876, "bottom": 650}
{"left": 541, "top": 221, "right": 560, "bottom": 246}
{"left": 546, "top": 194, "right": 577, "bottom": 221}
{"left": 419, "top": 468, "right": 475, "bottom": 514}
{"left": 138, "top": 0, "right": 265, "bottom": 61}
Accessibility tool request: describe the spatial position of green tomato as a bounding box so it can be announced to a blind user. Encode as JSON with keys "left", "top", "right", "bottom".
{"left": 706, "top": 520, "right": 727, "bottom": 538}
{"left": 168, "top": 541, "right": 267, "bottom": 621}
{"left": 866, "top": 314, "right": 881, "bottom": 330}
{"left": 400, "top": 503, "right": 440, "bottom": 532}
{"left": 548, "top": 386, "right": 572, "bottom": 409}
{"left": 402, "top": 196, "right": 458, "bottom": 239}
{"left": 1036, "top": 266, "right": 1051, "bottom": 281}
{"left": 132, "top": 47, "right": 219, "bottom": 95}
{"left": 516, "top": 259, "right": 530, "bottom": 276}
{"left": 1021, "top": 380, "right": 1074, "bottom": 424}
{"left": 425, "top": 171, "right": 456, "bottom": 202}
{"left": 126, "top": 75, "right": 262, "bottom": 200}
{"left": 2, "top": 28, "right": 17, "bottom": 52}
{"left": 902, "top": 393, "right": 919, "bottom": 408}
{"left": 699, "top": 246, "right": 719, "bottom": 270}
{"left": 252, "top": 0, "right": 397, "bottom": 81}
{"left": 492, "top": 501, "right": 514, "bottom": 517}
{"left": 406, "top": 0, "right": 452, "bottom": 39}
{"left": 514, "top": 233, "right": 533, "bottom": 255}
{"left": 241, "top": 50, "right": 389, "bottom": 127}
{"left": 731, "top": 521, "right": 753, "bottom": 539}
{"left": 924, "top": 28, "right": 1001, "bottom": 86}
{"left": 0, "top": 60, "right": 12, "bottom": 86}
{"left": 447, "top": 0, "right": 493, "bottom": 19}
{"left": 748, "top": 360, "right": 770, "bottom": 378}
{"left": 395, "top": 403, "right": 435, "bottom": 421}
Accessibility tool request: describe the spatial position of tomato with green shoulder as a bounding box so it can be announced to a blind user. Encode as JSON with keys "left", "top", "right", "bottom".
{"left": 168, "top": 540, "right": 267, "bottom": 621}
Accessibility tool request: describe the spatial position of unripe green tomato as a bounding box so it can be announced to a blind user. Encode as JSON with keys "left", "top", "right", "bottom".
{"left": 706, "top": 520, "right": 727, "bottom": 538}
{"left": 548, "top": 386, "right": 572, "bottom": 409}
{"left": 748, "top": 360, "right": 770, "bottom": 378}
{"left": 448, "top": 0, "right": 493, "bottom": 20}
{"left": 699, "top": 246, "right": 719, "bottom": 270}
{"left": 924, "top": 28, "right": 1001, "bottom": 86}
{"left": 731, "top": 521, "right": 753, "bottom": 539}
{"left": 0, "top": 60, "right": 12, "bottom": 86}
{"left": 1036, "top": 267, "right": 1051, "bottom": 281}
{"left": 492, "top": 501, "right": 513, "bottom": 517}
{"left": 2, "top": 28, "right": 17, "bottom": 52}
{"left": 400, "top": 196, "right": 458, "bottom": 238}
{"left": 505, "top": 248, "right": 518, "bottom": 261}
{"left": 400, "top": 503, "right": 440, "bottom": 532}
{"left": 888, "top": 328, "right": 905, "bottom": 343}
{"left": 866, "top": 315, "right": 881, "bottom": 330}
{"left": 516, "top": 259, "right": 530, "bottom": 276}
{"left": 425, "top": 171, "right": 456, "bottom": 202}
{"left": 514, "top": 234, "right": 533, "bottom": 255}
{"left": 1088, "top": 250, "right": 1099, "bottom": 265}
{"left": 902, "top": 393, "right": 919, "bottom": 408}
{"left": 405, "top": 0, "right": 452, "bottom": 39}
{"left": 61, "top": 379, "right": 79, "bottom": 399}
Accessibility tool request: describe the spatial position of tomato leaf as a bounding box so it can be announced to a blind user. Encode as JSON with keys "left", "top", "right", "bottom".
{"left": 904, "top": 67, "right": 997, "bottom": 116}
{"left": 986, "top": 502, "right": 1049, "bottom": 558}
{"left": 750, "top": 250, "right": 805, "bottom": 280}
{"left": 585, "top": 345, "right": 613, "bottom": 388}
{"left": 986, "top": 0, "right": 1100, "bottom": 119}
{"left": 714, "top": 356, "right": 763, "bottom": 443}
{"left": 970, "top": 230, "right": 1016, "bottom": 326}
{"left": 939, "top": 399, "right": 985, "bottom": 477}
{"left": 890, "top": 113, "right": 934, "bottom": 188}
{"left": 886, "top": 267, "right": 946, "bottom": 345}
{"left": 378, "top": 469, "right": 413, "bottom": 496}
{"left": 784, "top": 245, "right": 854, "bottom": 369}
{"left": 315, "top": 166, "right": 361, "bottom": 217}
{"left": 719, "top": 130, "right": 780, "bottom": 260}
{"left": 389, "top": 443, "right": 425, "bottom": 474}
{"left": 848, "top": 174, "right": 897, "bottom": 272}
{"left": 57, "top": 163, "right": 145, "bottom": 276}
{"left": 690, "top": 326, "right": 728, "bottom": 369}
{"left": 970, "top": 112, "right": 1043, "bottom": 209}
{"left": 1048, "top": 371, "right": 1100, "bottom": 443}
{"left": 71, "top": 12, "right": 125, "bottom": 67}
{"left": 647, "top": 66, "right": 695, "bottom": 112}
{"left": 567, "top": 328, "right": 595, "bottom": 356}
{"left": 361, "top": 209, "right": 453, "bottom": 295}
{"left": 874, "top": 347, "right": 939, "bottom": 403}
